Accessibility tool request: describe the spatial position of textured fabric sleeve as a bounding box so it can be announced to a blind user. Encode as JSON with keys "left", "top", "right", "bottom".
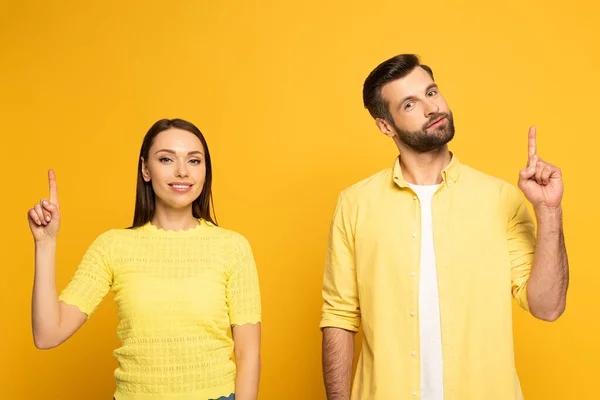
{"left": 226, "top": 234, "right": 262, "bottom": 326}
{"left": 320, "top": 193, "right": 361, "bottom": 332}
{"left": 506, "top": 186, "right": 536, "bottom": 312}
{"left": 58, "top": 231, "right": 114, "bottom": 316}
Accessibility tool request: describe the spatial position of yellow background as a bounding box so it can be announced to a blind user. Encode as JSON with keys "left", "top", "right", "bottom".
{"left": 1, "top": 0, "right": 598, "bottom": 398}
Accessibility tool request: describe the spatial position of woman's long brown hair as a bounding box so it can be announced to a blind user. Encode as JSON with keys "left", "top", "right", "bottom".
{"left": 129, "top": 118, "right": 217, "bottom": 228}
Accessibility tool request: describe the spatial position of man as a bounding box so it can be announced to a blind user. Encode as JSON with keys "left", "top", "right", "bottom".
{"left": 320, "top": 54, "right": 569, "bottom": 400}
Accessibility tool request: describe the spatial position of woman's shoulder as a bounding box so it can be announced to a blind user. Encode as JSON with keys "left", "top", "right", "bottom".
{"left": 203, "top": 222, "right": 251, "bottom": 248}
{"left": 89, "top": 228, "right": 120, "bottom": 244}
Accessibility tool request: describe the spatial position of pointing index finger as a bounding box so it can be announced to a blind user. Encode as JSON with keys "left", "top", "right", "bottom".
{"left": 528, "top": 126, "right": 537, "bottom": 166}
{"left": 48, "top": 169, "right": 59, "bottom": 205}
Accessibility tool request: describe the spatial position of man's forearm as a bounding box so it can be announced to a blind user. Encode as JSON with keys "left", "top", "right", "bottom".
{"left": 322, "top": 327, "right": 355, "bottom": 400}
{"left": 528, "top": 205, "right": 569, "bottom": 321}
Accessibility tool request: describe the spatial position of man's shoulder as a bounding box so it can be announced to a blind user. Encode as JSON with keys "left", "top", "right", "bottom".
{"left": 460, "top": 163, "right": 521, "bottom": 198}
{"left": 339, "top": 167, "right": 393, "bottom": 201}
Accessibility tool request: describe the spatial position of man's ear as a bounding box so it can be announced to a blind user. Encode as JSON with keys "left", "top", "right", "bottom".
{"left": 376, "top": 118, "right": 397, "bottom": 138}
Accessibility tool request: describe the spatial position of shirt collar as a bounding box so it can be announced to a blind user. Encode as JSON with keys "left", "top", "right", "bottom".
{"left": 392, "top": 152, "right": 461, "bottom": 189}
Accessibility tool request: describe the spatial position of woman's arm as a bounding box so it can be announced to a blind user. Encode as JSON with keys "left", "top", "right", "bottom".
{"left": 232, "top": 323, "right": 261, "bottom": 400}
{"left": 29, "top": 170, "right": 87, "bottom": 349}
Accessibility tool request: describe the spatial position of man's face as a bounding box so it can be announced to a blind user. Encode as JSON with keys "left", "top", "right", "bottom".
{"left": 378, "top": 66, "right": 455, "bottom": 153}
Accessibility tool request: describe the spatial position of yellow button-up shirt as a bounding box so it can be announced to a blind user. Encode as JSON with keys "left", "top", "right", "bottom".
{"left": 320, "top": 155, "right": 535, "bottom": 400}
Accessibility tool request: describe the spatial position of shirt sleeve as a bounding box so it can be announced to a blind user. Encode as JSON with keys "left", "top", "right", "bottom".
{"left": 58, "top": 231, "right": 115, "bottom": 316}
{"left": 506, "top": 186, "right": 536, "bottom": 312}
{"left": 226, "top": 234, "right": 262, "bottom": 326}
{"left": 320, "top": 193, "right": 361, "bottom": 332}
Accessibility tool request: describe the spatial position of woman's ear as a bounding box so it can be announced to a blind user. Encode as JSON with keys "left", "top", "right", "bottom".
{"left": 141, "top": 157, "right": 151, "bottom": 182}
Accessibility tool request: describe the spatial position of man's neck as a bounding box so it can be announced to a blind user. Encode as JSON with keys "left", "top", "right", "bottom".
{"left": 398, "top": 145, "right": 452, "bottom": 186}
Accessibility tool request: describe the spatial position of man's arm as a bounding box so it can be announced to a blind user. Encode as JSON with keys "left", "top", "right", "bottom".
{"left": 527, "top": 206, "right": 569, "bottom": 321}
{"left": 322, "top": 327, "right": 355, "bottom": 400}
{"left": 320, "top": 194, "right": 360, "bottom": 399}
{"left": 516, "top": 126, "right": 569, "bottom": 321}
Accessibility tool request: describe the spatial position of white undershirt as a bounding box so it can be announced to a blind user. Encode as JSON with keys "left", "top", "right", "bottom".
{"left": 409, "top": 184, "right": 444, "bottom": 400}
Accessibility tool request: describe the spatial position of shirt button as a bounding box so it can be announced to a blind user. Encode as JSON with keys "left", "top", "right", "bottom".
{"left": 410, "top": 311, "right": 416, "bottom": 316}
{"left": 410, "top": 271, "right": 416, "bottom": 277}
{"left": 413, "top": 195, "right": 417, "bottom": 200}
{"left": 413, "top": 392, "right": 418, "bottom": 396}
{"left": 411, "top": 351, "right": 417, "bottom": 356}
{"left": 412, "top": 233, "right": 417, "bottom": 238}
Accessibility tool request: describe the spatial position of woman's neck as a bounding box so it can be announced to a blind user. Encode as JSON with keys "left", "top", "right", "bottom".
{"left": 151, "top": 203, "right": 198, "bottom": 231}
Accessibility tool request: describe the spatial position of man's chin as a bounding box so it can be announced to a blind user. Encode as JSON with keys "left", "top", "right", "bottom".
{"left": 410, "top": 137, "right": 454, "bottom": 153}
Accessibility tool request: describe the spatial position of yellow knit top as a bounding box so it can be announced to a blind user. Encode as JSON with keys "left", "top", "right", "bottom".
{"left": 59, "top": 220, "right": 262, "bottom": 400}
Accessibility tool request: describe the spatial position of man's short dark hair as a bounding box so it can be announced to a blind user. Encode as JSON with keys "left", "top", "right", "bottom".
{"left": 363, "top": 54, "right": 434, "bottom": 121}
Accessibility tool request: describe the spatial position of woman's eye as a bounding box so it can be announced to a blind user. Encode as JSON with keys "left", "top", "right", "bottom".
{"left": 189, "top": 159, "right": 201, "bottom": 165}
{"left": 159, "top": 157, "right": 172, "bottom": 163}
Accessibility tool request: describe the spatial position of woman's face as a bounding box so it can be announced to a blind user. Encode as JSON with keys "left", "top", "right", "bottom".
{"left": 141, "top": 128, "right": 206, "bottom": 210}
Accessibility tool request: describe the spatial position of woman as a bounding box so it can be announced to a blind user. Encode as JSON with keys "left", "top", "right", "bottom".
{"left": 29, "top": 119, "right": 261, "bottom": 400}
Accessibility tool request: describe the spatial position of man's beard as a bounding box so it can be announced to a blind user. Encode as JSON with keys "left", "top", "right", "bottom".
{"left": 392, "top": 111, "right": 455, "bottom": 153}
